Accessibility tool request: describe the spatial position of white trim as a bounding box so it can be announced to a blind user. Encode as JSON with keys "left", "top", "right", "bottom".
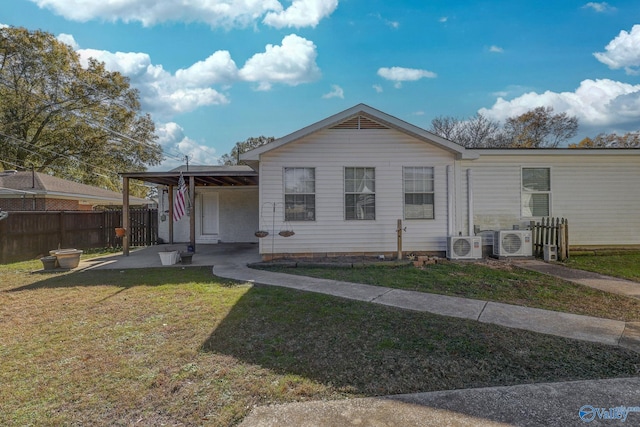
{"left": 471, "top": 149, "right": 640, "bottom": 156}
{"left": 241, "top": 104, "right": 476, "bottom": 161}
{"left": 520, "top": 166, "right": 552, "bottom": 219}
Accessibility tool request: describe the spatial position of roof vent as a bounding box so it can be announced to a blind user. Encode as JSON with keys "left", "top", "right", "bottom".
{"left": 331, "top": 115, "right": 389, "bottom": 130}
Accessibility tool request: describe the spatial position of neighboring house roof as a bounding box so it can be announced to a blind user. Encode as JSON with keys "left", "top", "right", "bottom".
{"left": 0, "top": 171, "right": 149, "bottom": 205}
{"left": 240, "top": 103, "right": 479, "bottom": 162}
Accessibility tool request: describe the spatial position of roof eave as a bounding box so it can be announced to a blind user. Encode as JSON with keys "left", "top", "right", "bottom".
{"left": 240, "top": 103, "right": 469, "bottom": 161}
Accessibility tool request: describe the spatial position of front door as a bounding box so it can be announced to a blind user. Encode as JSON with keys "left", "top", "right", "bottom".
{"left": 197, "top": 192, "right": 219, "bottom": 243}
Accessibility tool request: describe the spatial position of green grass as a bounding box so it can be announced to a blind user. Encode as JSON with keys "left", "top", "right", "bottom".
{"left": 258, "top": 261, "right": 640, "bottom": 322}
{"left": 566, "top": 251, "right": 640, "bottom": 282}
{"left": 1, "top": 259, "right": 639, "bottom": 426}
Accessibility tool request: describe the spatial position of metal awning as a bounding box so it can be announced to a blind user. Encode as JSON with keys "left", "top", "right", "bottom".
{"left": 119, "top": 170, "right": 259, "bottom": 187}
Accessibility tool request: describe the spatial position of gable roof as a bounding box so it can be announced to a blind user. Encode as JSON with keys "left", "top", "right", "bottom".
{"left": 240, "top": 103, "right": 478, "bottom": 161}
{"left": 0, "top": 171, "right": 148, "bottom": 205}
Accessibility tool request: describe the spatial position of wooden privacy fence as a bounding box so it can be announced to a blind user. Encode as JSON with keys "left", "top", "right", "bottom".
{"left": 0, "top": 209, "right": 157, "bottom": 264}
{"left": 530, "top": 217, "right": 569, "bottom": 261}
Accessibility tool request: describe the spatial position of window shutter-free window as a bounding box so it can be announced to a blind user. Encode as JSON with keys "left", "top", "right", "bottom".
{"left": 345, "top": 167, "right": 375, "bottom": 220}
{"left": 284, "top": 168, "right": 315, "bottom": 221}
{"left": 404, "top": 167, "right": 434, "bottom": 219}
{"left": 522, "top": 168, "right": 551, "bottom": 217}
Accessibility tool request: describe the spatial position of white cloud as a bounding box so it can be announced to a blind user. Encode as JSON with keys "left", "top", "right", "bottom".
{"left": 78, "top": 49, "right": 229, "bottom": 118}
{"left": 413, "top": 111, "right": 425, "bottom": 116}
{"left": 479, "top": 79, "right": 640, "bottom": 127}
{"left": 377, "top": 66, "right": 437, "bottom": 88}
{"left": 594, "top": 25, "right": 640, "bottom": 75}
{"left": 263, "top": 0, "right": 338, "bottom": 29}
{"left": 57, "top": 33, "right": 79, "bottom": 49}
{"left": 0, "top": 23, "right": 8, "bottom": 29}
{"left": 386, "top": 20, "right": 400, "bottom": 29}
{"left": 75, "top": 33, "right": 320, "bottom": 116}
{"left": 439, "top": 17, "right": 448, "bottom": 23}
{"left": 174, "top": 51, "right": 239, "bottom": 87}
{"left": 30, "top": 0, "right": 334, "bottom": 29}
{"left": 489, "top": 45, "right": 504, "bottom": 53}
{"left": 154, "top": 122, "right": 218, "bottom": 170}
{"left": 372, "top": 84, "right": 383, "bottom": 93}
{"left": 239, "top": 34, "right": 321, "bottom": 91}
{"left": 322, "top": 84, "right": 344, "bottom": 99}
{"left": 582, "top": 2, "right": 615, "bottom": 12}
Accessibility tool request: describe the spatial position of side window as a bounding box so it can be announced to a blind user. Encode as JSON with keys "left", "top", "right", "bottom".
{"left": 345, "top": 167, "right": 375, "bottom": 220}
{"left": 404, "top": 167, "right": 434, "bottom": 219}
{"left": 284, "top": 167, "right": 315, "bottom": 221}
{"left": 522, "top": 167, "right": 550, "bottom": 217}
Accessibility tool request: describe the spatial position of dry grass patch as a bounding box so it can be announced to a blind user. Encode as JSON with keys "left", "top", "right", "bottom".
{"left": 1, "top": 261, "right": 639, "bottom": 426}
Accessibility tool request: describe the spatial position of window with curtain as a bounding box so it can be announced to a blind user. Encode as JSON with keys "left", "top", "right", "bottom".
{"left": 404, "top": 167, "right": 434, "bottom": 219}
{"left": 345, "top": 167, "right": 375, "bottom": 220}
{"left": 284, "top": 167, "right": 315, "bottom": 221}
{"left": 521, "top": 167, "right": 551, "bottom": 217}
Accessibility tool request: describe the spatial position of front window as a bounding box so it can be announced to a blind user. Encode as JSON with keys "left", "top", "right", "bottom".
{"left": 345, "top": 167, "right": 375, "bottom": 220}
{"left": 284, "top": 167, "right": 315, "bottom": 221}
{"left": 522, "top": 167, "right": 550, "bottom": 217}
{"left": 404, "top": 167, "right": 434, "bottom": 219}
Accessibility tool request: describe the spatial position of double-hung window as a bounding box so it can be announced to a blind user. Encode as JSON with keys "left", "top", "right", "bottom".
{"left": 284, "top": 167, "right": 315, "bottom": 221}
{"left": 404, "top": 167, "right": 434, "bottom": 219}
{"left": 345, "top": 167, "right": 375, "bottom": 220}
{"left": 521, "top": 167, "right": 551, "bottom": 217}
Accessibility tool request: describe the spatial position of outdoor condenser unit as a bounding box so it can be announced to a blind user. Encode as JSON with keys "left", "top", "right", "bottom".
{"left": 447, "top": 236, "right": 482, "bottom": 260}
{"left": 493, "top": 230, "right": 533, "bottom": 257}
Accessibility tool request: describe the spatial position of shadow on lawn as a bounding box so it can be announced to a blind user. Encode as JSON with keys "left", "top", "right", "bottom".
{"left": 201, "top": 284, "right": 640, "bottom": 398}
{"left": 5, "top": 266, "right": 226, "bottom": 292}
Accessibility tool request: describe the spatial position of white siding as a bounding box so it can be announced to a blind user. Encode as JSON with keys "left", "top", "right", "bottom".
{"left": 461, "top": 153, "right": 640, "bottom": 247}
{"left": 258, "top": 129, "right": 456, "bottom": 255}
{"left": 158, "top": 187, "right": 258, "bottom": 244}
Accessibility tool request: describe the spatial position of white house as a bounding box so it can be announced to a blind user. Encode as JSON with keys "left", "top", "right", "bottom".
{"left": 240, "top": 104, "right": 640, "bottom": 259}
{"left": 122, "top": 104, "right": 640, "bottom": 259}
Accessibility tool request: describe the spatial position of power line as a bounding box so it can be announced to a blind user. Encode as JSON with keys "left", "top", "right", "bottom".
{"left": 0, "top": 78, "right": 188, "bottom": 166}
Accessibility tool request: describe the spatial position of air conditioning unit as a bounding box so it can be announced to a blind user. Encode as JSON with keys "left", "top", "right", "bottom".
{"left": 493, "top": 230, "right": 533, "bottom": 257}
{"left": 447, "top": 236, "right": 482, "bottom": 260}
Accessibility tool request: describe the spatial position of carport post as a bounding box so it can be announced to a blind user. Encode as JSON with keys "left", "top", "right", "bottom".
{"left": 189, "top": 175, "right": 196, "bottom": 252}
{"left": 168, "top": 184, "right": 174, "bottom": 244}
{"left": 122, "top": 176, "right": 130, "bottom": 256}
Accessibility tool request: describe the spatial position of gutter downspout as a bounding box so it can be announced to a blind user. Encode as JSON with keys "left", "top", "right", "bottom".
{"left": 467, "top": 169, "right": 474, "bottom": 236}
{"left": 447, "top": 165, "right": 454, "bottom": 236}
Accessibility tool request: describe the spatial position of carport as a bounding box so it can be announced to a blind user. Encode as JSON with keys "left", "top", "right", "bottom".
{"left": 119, "top": 166, "right": 259, "bottom": 255}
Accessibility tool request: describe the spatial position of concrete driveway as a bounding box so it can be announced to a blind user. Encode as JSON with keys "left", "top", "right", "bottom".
{"left": 81, "top": 242, "right": 261, "bottom": 270}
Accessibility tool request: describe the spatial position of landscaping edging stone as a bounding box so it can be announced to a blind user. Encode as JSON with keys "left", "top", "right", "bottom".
{"left": 249, "top": 259, "right": 413, "bottom": 269}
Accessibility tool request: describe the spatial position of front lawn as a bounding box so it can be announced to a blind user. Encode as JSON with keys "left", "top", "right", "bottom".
{"left": 566, "top": 251, "right": 640, "bottom": 282}
{"left": 1, "top": 261, "right": 639, "bottom": 426}
{"left": 258, "top": 260, "right": 640, "bottom": 322}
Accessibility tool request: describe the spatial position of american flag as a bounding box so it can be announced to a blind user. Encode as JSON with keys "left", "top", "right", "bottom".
{"left": 173, "top": 172, "right": 187, "bottom": 221}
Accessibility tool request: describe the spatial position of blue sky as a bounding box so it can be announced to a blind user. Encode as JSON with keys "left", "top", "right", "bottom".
{"left": 3, "top": 0, "right": 640, "bottom": 169}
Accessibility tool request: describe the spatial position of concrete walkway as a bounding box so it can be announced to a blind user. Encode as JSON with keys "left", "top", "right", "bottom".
{"left": 513, "top": 259, "right": 640, "bottom": 299}
{"left": 240, "top": 377, "right": 640, "bottom": 427}
{"left": 213, "top": 254, "right": 639, "bottom": 351}
{"left": 87, "top": 245, "right": 640, "bottom": 426}
{"left": 84, "top": 244, "right": 640, "bottom": 350}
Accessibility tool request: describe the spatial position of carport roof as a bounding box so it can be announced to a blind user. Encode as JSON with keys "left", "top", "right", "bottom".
{"left": 120, "top": 165, "right": 259, "bottom": 187}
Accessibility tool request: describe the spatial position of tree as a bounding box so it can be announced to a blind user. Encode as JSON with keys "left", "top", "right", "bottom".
{"left": 430, "top": 113, "right": 504, "bottom": 148}
{"left": 219, "top": 136, "right": 275, "bottom": 165}
{"left": 431, "top": 107, "right": 579, "bottom": 148}
{"left": 503, "top": 106, "right": 578, "bottom": 148}
{"left": 569, "top": 132, "right": 640, "bottom": 148}
{"left": 0, "top": 27, "right": 162, "bottom": 195}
